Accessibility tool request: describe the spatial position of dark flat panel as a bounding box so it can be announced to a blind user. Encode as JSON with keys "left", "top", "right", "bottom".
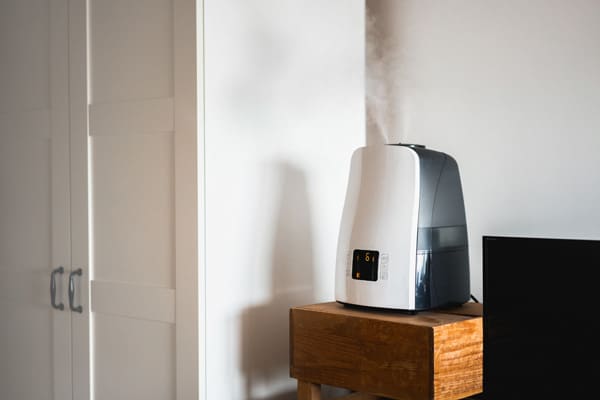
{"left": 483, "top": 236, "right": 599, "bottom": 399}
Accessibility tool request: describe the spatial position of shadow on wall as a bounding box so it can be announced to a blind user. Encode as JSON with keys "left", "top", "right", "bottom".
{"left": 240, "top": 163, "right": 315, "bottom": 400}
{"left": 240, "top": 163, "right": 351, "bottom": 400}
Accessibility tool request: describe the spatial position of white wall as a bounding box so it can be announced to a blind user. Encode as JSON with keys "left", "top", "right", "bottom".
{"left": 367, "top": 0, "right": 600, "bottom": 300}
{"left": 204, "top": 1, "right": 364, "bottom": 399}
{"left": 206, "top": 0, "right": 600, "bottom": 398}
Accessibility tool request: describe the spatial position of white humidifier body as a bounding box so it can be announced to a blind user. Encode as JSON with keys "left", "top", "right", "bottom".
{"left": 334, "top": 144, "right": 470, "bottom": 311}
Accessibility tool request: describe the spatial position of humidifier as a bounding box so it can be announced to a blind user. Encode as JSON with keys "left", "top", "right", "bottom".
{"left": 334, "top": 143, "right": 470, "bottom": 311}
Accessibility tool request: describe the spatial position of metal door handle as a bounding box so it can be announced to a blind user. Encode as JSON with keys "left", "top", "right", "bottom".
{"left": 50, "top": 266, "right": 64, "bottom": 310}
{"left": 68, "top": 268, "right": 83, "bottom": 313}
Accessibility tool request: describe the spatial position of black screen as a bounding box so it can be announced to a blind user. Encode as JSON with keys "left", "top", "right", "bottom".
{"left": 483, "top": 236, "right": 598, "bottom": 399}
{"left": 352, "top": 249, "right": 379, "bottom": 281}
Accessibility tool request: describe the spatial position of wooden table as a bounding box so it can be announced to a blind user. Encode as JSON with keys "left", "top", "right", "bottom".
{"left": 289, "top": 302, "right": 483, "bottom": 400}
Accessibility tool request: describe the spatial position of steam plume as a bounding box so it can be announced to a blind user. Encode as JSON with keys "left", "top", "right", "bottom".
{"left": 365, "top": 0, "right": 401, "bottom": 145}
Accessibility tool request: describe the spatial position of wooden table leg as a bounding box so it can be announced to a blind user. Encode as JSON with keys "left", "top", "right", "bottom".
{"left": 297, "top": 380, "right": 321, "bottom": 400}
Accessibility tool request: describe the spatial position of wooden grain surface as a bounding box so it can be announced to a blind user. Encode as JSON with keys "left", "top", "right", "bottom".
{"left": 290, "top": 302, "right": 483, "bottom": 400}
{"left": 293, "top": 302, "right": 480, "bottom": 327}
{"left": 433, "top": 317, "right": 482, "bottom": 400}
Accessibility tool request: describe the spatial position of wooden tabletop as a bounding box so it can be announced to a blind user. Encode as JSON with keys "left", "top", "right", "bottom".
{"left": 292, "top": 301, "right": 482, "bottom": 326}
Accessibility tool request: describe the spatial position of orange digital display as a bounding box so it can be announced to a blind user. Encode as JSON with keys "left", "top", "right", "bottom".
{"left": 351, "top": 249, "right": 379, "bottom": 281}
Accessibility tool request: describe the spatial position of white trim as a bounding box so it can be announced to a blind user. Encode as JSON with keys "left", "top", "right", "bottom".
{"left": 69, "top": 1, "right": 90, "bottom": 399}
{"left": 91, "top": 280, "right": 175, "bottom": 324}
{"left": 196, "top": 1, "right": 206, "bottom": 399}
{"left": 50, "top": 2, "right": 73, "bottom": 399}
{"left": 174, "top": 0, "right": 200, "bottom": 399}
{"left": 89, "top": 97, "right": 174, "bottom": 136}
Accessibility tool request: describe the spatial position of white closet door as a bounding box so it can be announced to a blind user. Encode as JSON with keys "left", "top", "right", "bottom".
{"left": 85, "top": 0, "right": 198, "bottom": 399}
{"left": 0, "top": 1, "right": 197, "bottom": 399}
{"left": 0, "top": 1, "right": 73, "bottom": 400}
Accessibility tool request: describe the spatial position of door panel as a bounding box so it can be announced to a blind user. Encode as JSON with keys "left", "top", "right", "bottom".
{"left": 92, "top": 133, "right": 175, "bottom": 287}
{"left": 89, "top": 0, "right": 174, "bottom": 104}
{"left": 0, "top": 0, "right": 49, "bottom": 113}
{"left": 87, "top": 0, "right": 197, "bottom": 399}
{"left": 0, "top": 1, "right": 72, "bottom": 399}
{"left": 93, "top": 313, "right": 175, "bottom": 400}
